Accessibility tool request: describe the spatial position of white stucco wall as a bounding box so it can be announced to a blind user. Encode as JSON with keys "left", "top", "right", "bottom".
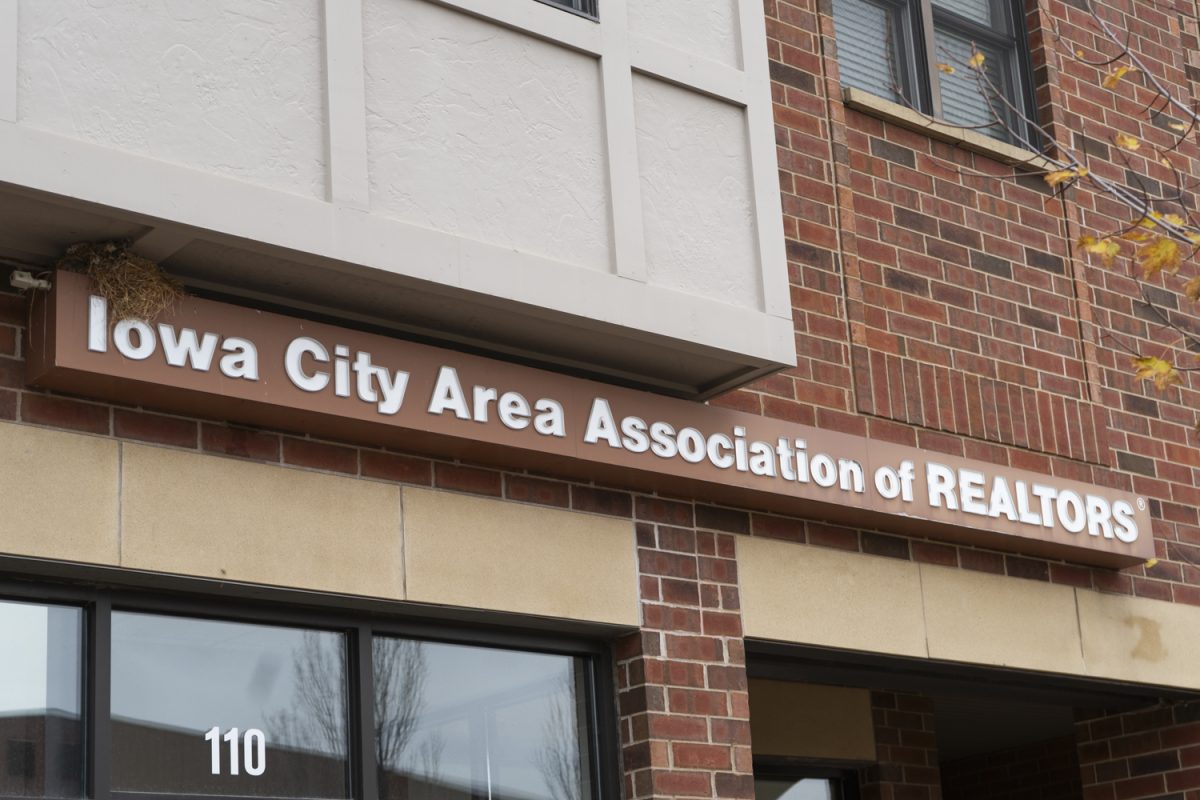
{"left": 628, "top": 0, "right": 743, "bottom": 69}
{"left": 17, "top": 0, "right": 326, "bottom": 199}
{"left": 634, "top": 75, "right": 759, "bottom": 308}
{"left": 363, "top": 0, "right": 611, "bottom": 273}
{"left": 1, "top": 0, "right": 795, "bottom": 387}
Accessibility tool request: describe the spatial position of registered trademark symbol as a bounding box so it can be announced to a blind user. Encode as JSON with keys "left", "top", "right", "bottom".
{"left": 1137, "top": 498, "right": 1146, "bottom": 511}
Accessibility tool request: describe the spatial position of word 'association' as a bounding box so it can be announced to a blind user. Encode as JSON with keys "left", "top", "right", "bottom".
{"left": 86, "top": 297, "right": 1141, "bottom": 544}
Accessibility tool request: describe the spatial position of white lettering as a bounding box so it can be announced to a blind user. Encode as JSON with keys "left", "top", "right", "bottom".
{"left": 1056, "top": 490, "right": 1086, "bottom": 533}
{"left": 838, "top": 459, "right": 865, "bottom": 493}
{"left": 987, "top": 476, "right": 1018, "bottom": 521}
{"left": 472, "top": 385, "right": 498, "bottom": 424}
{"left": 707, "top": 433, "right": 734, "bottom": 469}
{"left": 749, "top": 441, "right": 776, "bottom": 477}
{"left": 1085, "top": 495, "right": 1114, "bottom": 539}
{"left": 649, "top": 422, "right": 678, "bottom": 459}
{"left": 677, "top": 428, "right": 706, "bottom": 464}
{"left": 875, "top": 465, "right": 901, "bottom": 499}
{"left": 113, "top": 319, "right": 156, "bottom": 360}
{"left": 810, "top": 454, "right": 836, "bottom": 487}
{"left": 220, "top": 338, "right": 259, "bottom": 380}
{"left": 534, "top": 399, "right": 565, "bottom": 437}
{"left": 927, "top": 463, "right": 958, "bottom": 510}
{"left": 620, "top": 416, "right": 650, "bottom": 453}
{"left": 284, "top": 337, "right": 329, "bottom": 392}
{"left": 428, "top": 366, "right": 470, "bottom": 419}
{"left": 498, "top": 392, "right": 531, "bottom": 430}
{"left": 1112, "top": 500, "right": 1138, "bottom": 543}
{"left": 88, "top": 295, "right": 107, "bottom": 353}
{"left": 159, "top": 326, "right": 218, "bottom": 371}
{"left": 959, "top": 469, "right": 987, "bottom": 515}
{"left": 584, "top": 398, "right": 621, "bottom": 448}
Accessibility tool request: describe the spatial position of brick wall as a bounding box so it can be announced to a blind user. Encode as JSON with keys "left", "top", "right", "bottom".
{"left": 1076, "top": 701, "right": 1200, "bottom": 799}
{"left": 757, "top": 0, "right": 1200, "bottom": 604}
{"left": 615, "top": 508, "right": 753, "bottom": 800}
{"left": 941, "top": 735, "right": 1082, "bottom": 800}
{"left": 858, "top": 692, "right": 942, "bottom": 800}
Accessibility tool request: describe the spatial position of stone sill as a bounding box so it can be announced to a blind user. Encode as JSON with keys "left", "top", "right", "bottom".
{"left": 842, "top": 87, "right": 1055, "bottom": 170}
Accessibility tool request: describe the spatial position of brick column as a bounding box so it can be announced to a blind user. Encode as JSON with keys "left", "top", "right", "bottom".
{"left": 859, "top": 691, "right": 942, "bottom": 800}
{"left": 615, "top": 501, "right": 753, "bottom": 800}
{"left": 1076, "top": 701, "right": 1200, "bottom": 799}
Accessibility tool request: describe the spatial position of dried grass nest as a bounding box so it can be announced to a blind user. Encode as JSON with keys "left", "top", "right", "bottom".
{"left": 57, "top": 241, "right": 184, "bottom": 323}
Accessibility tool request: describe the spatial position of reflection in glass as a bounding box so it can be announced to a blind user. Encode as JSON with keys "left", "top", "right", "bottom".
{"left": 374, "top": 638, "right": 591, "bottom": 800}
{"left": 832, "top": 0, "right": 904, "bottom": 103}
{"left": 934, "top": 29, "right": 1007, "bottom": 137}
{"left": 755, "top": 778, "right": 836, "bottom": 800}
{"left": 110, "top": 613, "right": 349, "bottom": 797}
{"left": 0, "top": 601, "right": 83, "bottom": 798}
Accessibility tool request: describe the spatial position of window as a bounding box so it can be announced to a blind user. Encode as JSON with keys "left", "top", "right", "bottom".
{"left": 0, "top": 600, "right": 84, "bottom": 799}
{"left": 537, "top": 0, "right": 598, "bottom": 20}
{"left": 0, "top": 583, "right": 609, "bottom": 800}
{"left": 831, "top": 0, "right": 1035, "bottom": 143}
{"left": 755, "top": 768, "right": 860, "bottom": 800}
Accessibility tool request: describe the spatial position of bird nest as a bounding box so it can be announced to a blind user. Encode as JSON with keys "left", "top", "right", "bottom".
{"left": 57, "top": 241, "right": 183, "bottom": 323}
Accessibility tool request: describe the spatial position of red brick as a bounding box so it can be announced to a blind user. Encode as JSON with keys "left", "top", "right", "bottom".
{"left": 701, "top": 611, "right": 742, "bottom": 637}
{"left": 0, "top": 293, "right": 24, "bottom": 326}
{"left": 201, "top": 423, "right": 279, "bottom": 462}
{"left": 0, "top": 356, "right": 21, "bottom": 388}
{"left": 114, "top": 409, "right": 198, "bottom": 448}
{"left": 636, "top": 495, "right": 695, "bottom": 526}
{"left": 0, "top": 325, "right": 15, "bottom": 357}
{"left": 652, "top": 770, "right": 712, "bottom": 796}
{"left": 281, "top": 437, "right": 358, "bottom": 474}
{"left": 21, "top": 392, "right": 109, "bottom": 434}
{"left": 361, "top": 450, "right": 432, "bottom": 485}
{"left": 504, "top": 474, "right": 569, "bottom": 507}
{"left": 673, "top": 743, "right": 732, "bottom": 770}
{"left": 434, "top": 463, "right": 501, "bottom": 496}
{"left": 571, "top": 485, "right": 633, "bottom": 517}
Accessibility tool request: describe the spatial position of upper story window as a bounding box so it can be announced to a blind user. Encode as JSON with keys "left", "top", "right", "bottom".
{"left": 538, "top": 0, "right": 599, "bottom": 20}
{"left": 831, "top": 0, "right": 1035, "bottom": 143}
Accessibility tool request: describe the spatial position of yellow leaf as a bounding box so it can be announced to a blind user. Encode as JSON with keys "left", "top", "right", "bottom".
{"left": 1075, "top": 49, "right": 1085, "bottom": 57}
{"left": 1169, "top": 121, "right": 1188, "bottom": 131}
{"left": 1137, "top": 236, "right": 1182, "bottom": 278}
{"left": 1114, "top": 133, "right": 1140, "bottom": 150}
{"left": 1137, "top": 211, "right": 1185, "bottom": 228}
{"left": 1132, "top": 355, "right": 1182, "bottom": 391}
{"left": 1185, "top": 275, "right": 1200, "bottom": 301}
{"left": 968, "top": 51, "right": 986, "bottom": 69}
{"left": 1044, "top": 166, "right": 1087, "bottom": 187}
{"left": 1102, "top": 65, "right": 1135, "bottom": 88}
{"left": 1145, "top": 558, "right": 1159, "bottom": 569}
{"left": 1078, "top": 235, "right": 1121, "bottom": 266}
{"left": 1120, "top": 229, "right": 1153, "bottom": 242}
{"left": 937, "top": 63, "right": 956, "bottom": 74}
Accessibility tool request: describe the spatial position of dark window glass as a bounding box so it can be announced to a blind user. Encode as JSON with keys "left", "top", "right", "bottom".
{"left": 110, "top": 612, "right": 349, "bottom": 798}
{"left": 831, "top": 0, "right": 909, "bottom": 104}
{"left": 832, "top": 0, "right": 1034, "bottom": 145}
{"left": 538, "top": 0, "right": 598, "bottom": 19}
{"left": 374, "top": 638, "right": 591, "bottom": 800}
{"left": 0, "top": 600, "right": 84, "bottom": 799}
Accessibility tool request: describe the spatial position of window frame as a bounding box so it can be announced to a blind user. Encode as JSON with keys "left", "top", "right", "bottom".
{"left": 535, "top": 0, "right": 598, "bottom": 21}
{"left": 753, "top": 759, "right": 863, "bottom": 800}
{"left": 0, "top": 577, "right": 618, "bottom": 800}
{"left": 836, "top": 0, "right": 1039, "bottom": 146}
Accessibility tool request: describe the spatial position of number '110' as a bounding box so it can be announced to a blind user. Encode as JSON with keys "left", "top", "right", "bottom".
{"left": 205, "top": 727, "right": 266, "bottom": 776}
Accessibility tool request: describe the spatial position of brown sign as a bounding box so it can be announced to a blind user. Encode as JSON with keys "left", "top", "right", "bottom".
{"left": 27, "top": 270, "right": 1153, "bottom": 568}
